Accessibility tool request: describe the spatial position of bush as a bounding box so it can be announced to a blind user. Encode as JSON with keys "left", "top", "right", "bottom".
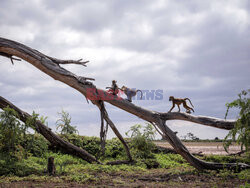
{"left": 0, "top": 157, "right": 44, "bottom": 176}
{"left": 143, "top": 158, "right": 160, "bottom": 169}
{"left": 20, "top": 134, "right": 49, "bottom": 157}
{"left": 81, "top": 136, "right": 101, "bottom": 156}
{"left": 0, "top": 107, "right": 27, "bottom": 161}
{"left": 126, "top": 124, "right": 156, "bottom": 159}
{"left": 60, "top": 134, "right": 126, "bottom": 159}
{"left": 60, "top": 135, "right": 101, "bottom": 156}
{"left": 105, "top": 138, "right": 126, "bottom": 159}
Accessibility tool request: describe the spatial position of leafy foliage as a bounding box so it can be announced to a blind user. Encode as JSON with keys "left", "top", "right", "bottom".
{"left": 224, "top": 89, "right": 250, "bottom": 153}
{"left": 105, "top": 138, "right": 125, "bottom": 159}
{"left": 126, "top": 123, "right": 156, "bottom": 159}
{"left": 0, "top": 107, "right": 27, "bottom": 161}
{"left": 20, "top": 134, "right": 49, "bottom": 157}
{"left": 23, "top": 111, "right": 49, "bottom": 157}
{"left": 25, "top": 111, "right": 39, "bottom": 130}
{"left": 60, "top": 134, "right": 125, "bottom": 159}
{"left": 56, "top": 110, "right": 78, "bottom": 135}
{"left": 0, "top": 108, "right": 49, "bottom": 162}
{"left": 61, "top": 135, "right": 101, "bottom": 156}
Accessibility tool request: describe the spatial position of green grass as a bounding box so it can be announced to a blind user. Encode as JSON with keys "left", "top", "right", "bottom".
{"left": 202, "top": 154, "right": 250, "bottom": 164}
{"left": 1, "top": 152, "right": 248, "bottom": 177}
{"left": 155, "top": 153, "right": 190, "bottom": 168}
{"left": 0, "top": 152, "right": 249, "bottom": 187}
{"left": 0, "top": 134, "right": 249, "bottom": 186}
{"left": 238, "top": 169, "right": 250, "bottom": 180}
{"left": 0, "top": 152, "right": 190, "bottom": 176}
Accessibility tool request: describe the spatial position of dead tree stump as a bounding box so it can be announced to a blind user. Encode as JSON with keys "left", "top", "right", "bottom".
{"left": 47, "top": 157, "right": 56, "bottom": 176}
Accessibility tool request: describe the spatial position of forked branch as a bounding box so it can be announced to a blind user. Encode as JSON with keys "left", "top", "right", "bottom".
{"left": 0, "top": 51, "right": 21, "bottom": 64}
{"left": 49, "top": 57, "right": 89, "bottom": 66}
{"left": 96, "top": 100, "right": 133, "bottom": 161}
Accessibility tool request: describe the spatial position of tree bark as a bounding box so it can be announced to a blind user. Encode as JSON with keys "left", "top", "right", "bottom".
{"left": 0, "top": 96, "right": 101, "bottom": 164}
{"left": 0, "top": 37, "right": 248, "bottom": 170}
{"left": 98, "top": 100, "right": 132, "bottom": 161}
{"left": 47, "top": 157, "right": 56, "bottom": 176}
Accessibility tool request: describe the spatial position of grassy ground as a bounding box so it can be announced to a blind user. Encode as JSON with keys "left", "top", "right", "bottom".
{"left": 0, "top": 152, "right": 249, "bottom": 187}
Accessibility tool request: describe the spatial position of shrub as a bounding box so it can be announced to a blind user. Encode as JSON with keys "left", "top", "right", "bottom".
{"left": 105, "top": 138, "right": 126, "bottom": 159}
{"left": 0, "top": 107, "right": 27, "bottom": 161}
{"left": 126, "top": 123, "right": 156, "bottom": 159}
{"left": 20, "top": 134, "right": 49, "bottom": 157}
{"left": 60, "top": 135, "right": 126, "bottom": 159}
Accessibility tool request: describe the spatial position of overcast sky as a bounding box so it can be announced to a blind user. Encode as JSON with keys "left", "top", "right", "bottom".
{"left": 0, "top": 0, "right": 249, "bottom": 139}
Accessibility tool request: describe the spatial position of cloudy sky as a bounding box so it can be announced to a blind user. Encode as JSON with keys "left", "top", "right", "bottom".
{"left": 0, "top": 0, "right": 249, "bottom": 139}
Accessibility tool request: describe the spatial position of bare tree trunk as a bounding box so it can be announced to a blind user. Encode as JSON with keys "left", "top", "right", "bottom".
{"left": 0, "top": 96, "right": 101, "bottom": 164}
{"left": 99, "top": 101, "right": 108, "bottom": 157}
{"left": 47, "top": 157, "right": 56, "bottom": 176}
{"left": 98, "top": 100, "right": 133, "bottom": 161}
{"left": 0, "top": 37, "right": 248, "bottom": 170}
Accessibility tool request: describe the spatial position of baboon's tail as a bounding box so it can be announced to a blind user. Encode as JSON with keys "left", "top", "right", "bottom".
{"left": 184, "top": 98, "right": 194, "bottom": 108}
{"left": 136, "top": 90, "right": 143, "bottom": 99}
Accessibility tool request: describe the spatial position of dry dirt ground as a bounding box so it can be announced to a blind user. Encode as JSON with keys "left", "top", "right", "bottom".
{"left": 154, "top": 141, "right": 242, "bottom": 155}
{"left": 0, "top": 171, "right": 248, "bottom": 188}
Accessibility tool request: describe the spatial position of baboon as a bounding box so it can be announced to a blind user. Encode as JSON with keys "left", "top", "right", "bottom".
{"left": 106, "top": 80, "right": 119, "bottom": 95}
{"left": 121, "top": 86, "right": 143, "bottom": 102}
{"left": 169, "top": 96, "right": 194, "bottom": 113}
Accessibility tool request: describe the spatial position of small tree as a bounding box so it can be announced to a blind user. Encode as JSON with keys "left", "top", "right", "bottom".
{"left": 126, "top": 123, "right": 156, "bottom": 159}
{"left": 56, "top": 110, "right": 78, "bottom": 135}
{"left": 181, "top": 132, "right": 199, "bottom": 141}
{"left": 224, "top": 89, "right": 250, "bottom": 153}
{"left": 187, "top": 132, "right": 194, "bottom": 140}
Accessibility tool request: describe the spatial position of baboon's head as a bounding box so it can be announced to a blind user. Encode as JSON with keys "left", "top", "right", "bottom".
{"left": 121, "top": 86, "right": 126, "bottom": 91}
{"left": 169, "top": 96, "right": 174, "bottom": 101}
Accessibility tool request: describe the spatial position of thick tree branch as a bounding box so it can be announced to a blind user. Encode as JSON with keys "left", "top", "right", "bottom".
{"left": 0, "top": 96, "right": 101, "bottom": 164}
{"left": 160, "top": 112, "right": 235, "bottom": 130}
{"left": 1, "top": 37, "right": 247, "bottom": 171}
{"left": 0, "top": 37, "right": 234, "bottom": 130}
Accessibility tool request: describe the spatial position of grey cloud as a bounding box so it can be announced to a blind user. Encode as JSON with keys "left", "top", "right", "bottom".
{"left": 0, "top": 0, "right": 249, "bottom": 139}
{"left": 0, "top": 0, "right": 51, "bottom": 26}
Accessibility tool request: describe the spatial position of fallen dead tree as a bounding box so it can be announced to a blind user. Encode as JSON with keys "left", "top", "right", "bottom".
{"left": 0, "top": 96, "right": 101, "bottom": 164}
{"left": 0, "top": 37, "right": 249, "bottom": 170}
